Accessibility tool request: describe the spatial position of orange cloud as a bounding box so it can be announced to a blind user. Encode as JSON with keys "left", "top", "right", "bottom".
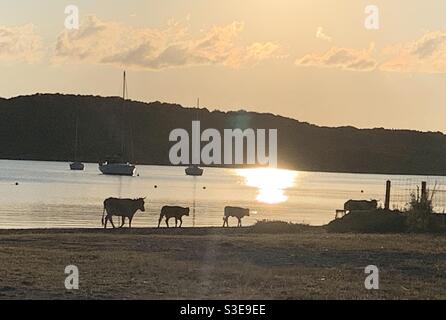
{"left": 54, "top": 16, "right": 280, "bottom": 70}
{"left": 381, "top": 31, "right": 446, "bottom": 73}
{"left": 0, "top": 24, "right": 42, "bottom": 63}
{"left": 316, "top": 27, "right": 332, "bottom": 42}
{"left": 295, "top": 44, "right": 377, "bottom": 72}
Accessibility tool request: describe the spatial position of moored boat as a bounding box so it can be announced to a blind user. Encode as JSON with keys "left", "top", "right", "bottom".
{"left": 185, "top": 99, "right": 204, "bottom": 177}
{"left": 99, "top": 71, "right": 137, "bottom": 176}
{"left": 99, "top": 161, "right": 135, "bottom": 176}
{"left": 70, "top": 161, "right": 85, "bottom": 171}
{"left": 70, "top": 111, "right": 84, "bottom": 171}
{"left": 185, "top": 164, "right": 204, "bottom": 176}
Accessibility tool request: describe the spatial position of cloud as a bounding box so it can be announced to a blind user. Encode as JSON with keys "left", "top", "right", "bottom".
{"left": 0, "top": 24, "right": 42, "bottom": 63}
{"left": 380, "top": 31, "right": 446, "bottom": 73}
{"left": 54, "top": 16, "right": 280, "bottom": 70}
{"left": 295, "top": 30, "right": 446, "bottom": 74}
{"left": 295, "top": 43, "right": 377, "bottom": 72}
{"left": 316, "top": 27, "right": 332, "bottom": 42}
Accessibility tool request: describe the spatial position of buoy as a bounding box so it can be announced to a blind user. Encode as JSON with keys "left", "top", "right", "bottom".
{"left": 15, "top": 182, "right": 19, "bottom": 186}
{"left": 154, "top": 185, "right": 158, "bottom": 189}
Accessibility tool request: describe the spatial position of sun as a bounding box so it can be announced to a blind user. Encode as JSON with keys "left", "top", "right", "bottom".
{"left": 236, "top": 168, "right": 297, "bottom": 204}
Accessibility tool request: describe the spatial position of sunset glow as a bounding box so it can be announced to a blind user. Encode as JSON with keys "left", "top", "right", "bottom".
{"left": 237, "top": 168, "right": 297, "bottom": 204}
{"left": 1, "top": 1, "right": 446, "bottom": 132}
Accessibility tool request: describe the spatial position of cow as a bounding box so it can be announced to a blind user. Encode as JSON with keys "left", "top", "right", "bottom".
{"left": 102, "top": 198, "right": 146, "bottom": 229}
{"left": 223, "top": 206, "right": 250, "bottom": 227}
{"left": 344, "top": 199, "right": 378, "bottom": 213}
{"left": 158, "top": 206, "right": 190, "bottom": 228}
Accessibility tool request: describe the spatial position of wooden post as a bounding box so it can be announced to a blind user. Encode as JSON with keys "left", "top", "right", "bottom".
{"left": 421, "top": 181, "right": 427, "bottom": 201}
{"left": 384, "top": 180, "right": 391, "bottom": 210}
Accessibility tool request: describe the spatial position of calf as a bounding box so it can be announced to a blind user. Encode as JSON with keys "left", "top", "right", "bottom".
{"left": 223, "top": 206, "right": 250, "bottom": 227}
{"left": 102, "top": 197, "right": 146, "bottom": 229}
{"left": 158, "top": 206, "right": 190, "bottom": 228}
{"left": 344, "top": 199, "right": 378, "bottom": 213}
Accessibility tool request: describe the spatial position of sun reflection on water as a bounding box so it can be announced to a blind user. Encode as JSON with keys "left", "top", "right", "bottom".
{"left": 236, "top": 168, "right": 298, "bottom": 204}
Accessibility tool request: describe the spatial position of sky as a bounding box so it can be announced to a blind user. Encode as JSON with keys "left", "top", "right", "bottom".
{"left": 1, "top": 0, "right": 446, "bottom": 132}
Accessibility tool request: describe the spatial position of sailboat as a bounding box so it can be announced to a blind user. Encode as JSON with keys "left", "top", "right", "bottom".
{"left": 185, "top": 164, "right": 204, "bottom": 176}
{"left": 99, "top": 71, "right": 136, "bottom": 176}
{"left": 185, "top": 98, "right": 204, "bottom": 177}
{"left": 70, "top": 111, "right": 84, "bottom": 171}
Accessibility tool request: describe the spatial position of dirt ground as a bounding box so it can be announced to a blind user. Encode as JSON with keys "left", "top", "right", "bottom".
{"left": 0, "top": 227, "right": 444, "bottom": 299}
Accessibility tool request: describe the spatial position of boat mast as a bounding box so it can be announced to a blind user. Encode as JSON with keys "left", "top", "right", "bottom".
{"left": 123, "top": 71, "right": 127, "bottom": 100}
{"left": 196, "top": 98, "right": 200, "bottom": 166}
{"left": 121, "top": 71, "right": 126, "bottom": 159}
{"left": 74, "top": 113, "right": 79, "bottom": 161}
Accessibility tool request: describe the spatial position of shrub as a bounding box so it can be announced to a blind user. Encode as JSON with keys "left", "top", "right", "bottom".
{"left": 326, "top": 209, "right": 406, "bottom": 233}
{"left": 405, "top": 186, "right": 435, "bottom": 232}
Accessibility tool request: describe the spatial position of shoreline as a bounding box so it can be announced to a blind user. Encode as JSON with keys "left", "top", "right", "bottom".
{"left": 0, "top": 225, "right": 322, "bottom": 236}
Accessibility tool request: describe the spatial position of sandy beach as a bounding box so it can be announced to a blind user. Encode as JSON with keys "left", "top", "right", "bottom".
{"left": 0, "top": 227, "right": 445, "bottom": 300}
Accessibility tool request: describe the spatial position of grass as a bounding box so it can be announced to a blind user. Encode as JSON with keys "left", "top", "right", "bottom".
{"left": 250, "top": 220, "right": 314, "bottom": 233}
{"left": 0, "top": 227, "right": 445, "bottom": 299}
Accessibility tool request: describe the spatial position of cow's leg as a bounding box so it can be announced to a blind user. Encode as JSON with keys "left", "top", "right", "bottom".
{"left": 158, "top": 215, "right": 163, "bottom": 228}
{"left": 179, "top": 217, "right": 183, "bottom": 228}
{"left": 175, "top": 218, "right": 178, "bottom": 228}
{"left": 110, "top": 216, "right": 116, "bottom": 229}
{"left": 102, "top": 207, "right": 107, "bottom": 227}
{"left": 104, "top": 216, "right": 108, "bottom": 229}
{"left": 105, "top": 216, "right": 114, "bottom": 229}
{"left": 119, "top": 217, "right": 125, "bottom": 228}
{"left": 237, "top": 217, "right": 241, "bottom": 227}
{"left": 129, "top": 217, "right": 133, "bottom": 229}
{"left": 222, "top": 217, "right": 227, "bottom": 227}
{"left": 166, "top": 217, "right": 170, "bottom": 228}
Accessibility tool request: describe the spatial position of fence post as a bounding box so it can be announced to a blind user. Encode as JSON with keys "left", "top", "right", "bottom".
{"left": 385, "top": 180, "right": 391, "bottom": 210}
{"left": 421, "top": 181, "right": 427, "bottom": 201}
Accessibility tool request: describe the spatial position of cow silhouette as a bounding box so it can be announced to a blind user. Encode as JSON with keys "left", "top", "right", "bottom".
{"left": 158, "top": 206, "right": 190, "bottom": 228}
{"left": 344, "top": 199, "right": 378, "bottom": 213}
{"left": 102, "top": 198, "right": 146, "bottom": 229}
{"left": 223, "top": 206, "right": 250, "bottom": 227}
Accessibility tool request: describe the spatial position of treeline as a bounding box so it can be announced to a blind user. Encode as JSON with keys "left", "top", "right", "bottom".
{"left": 1, "top": 93, "right": 446, "bottom": 175}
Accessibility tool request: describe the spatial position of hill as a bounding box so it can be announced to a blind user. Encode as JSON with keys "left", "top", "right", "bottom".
{"left": 1, "top": 93, "right": 446, "bottom": 175}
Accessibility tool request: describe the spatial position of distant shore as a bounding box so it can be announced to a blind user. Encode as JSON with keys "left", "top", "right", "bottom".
{"left": 2, "top": 93, "right": 446, "bottom": 176}
{"left": 0, "top": 227, "right": 445, "bottom": 299}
